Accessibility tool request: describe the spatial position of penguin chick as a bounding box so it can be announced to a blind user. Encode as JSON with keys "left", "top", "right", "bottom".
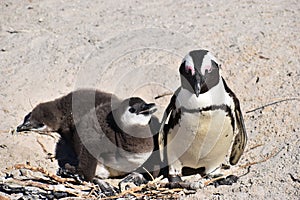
{"left": 16, "top": 89, "right": 115, "bottom": 168}
{"left": 17, "top": 91, "right": 160, "bottom": 195}
{"left": 159, "top": 49, "right": 247, "bottom": 183}
{"left": 17, "top": 89, "right": 112, "bottom": 140}
{"left": 73, "top": 97, "right": 159, "bottom": 181}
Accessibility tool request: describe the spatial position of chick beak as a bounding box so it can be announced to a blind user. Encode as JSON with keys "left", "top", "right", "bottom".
{"left": 17, "top": 112, "right": 33, "bottom": 132}
{"left": 138, "top": 103, "right": 157, "bottom": 115}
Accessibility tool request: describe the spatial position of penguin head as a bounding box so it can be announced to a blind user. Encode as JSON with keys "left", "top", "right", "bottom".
{"left": 17, "top": 102, "right": 60, "bottom": 132}
{"left": 179, "top": 49, "right": 221, "bottom": 97}
{"left": 117, "top": 97, "right": 157, "bottom": 128}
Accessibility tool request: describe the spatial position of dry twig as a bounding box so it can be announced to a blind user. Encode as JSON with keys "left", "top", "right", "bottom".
{"left": 154, "top": 92, "right": 173, "bottom": 99}
{"left": 5, "top": 163, "right": 95, "bottom": 198}
{"left": 142, "top": 167, "right": 155, "bottom": 181}
{"left": 246, "top": 97, "right": 300, "bottom": 113}
{"left": 104, "top": 176, "right": 165, "bottom": 199}
{"left": 245, "top": 143, "right": 264, "bottom": 153}
{"left": 35, "top": 131, "right": 58, "bottom": 140}
{"left": 4, "top": 145, "right": 282, "bottom": 199}
{"left": 36, "top": 138, "right": 56, "bottom": 162}
{"left": 0, "top": 130, "right": 10, "bottom": 134}
{"left": 6, "top": 178, "right": 86, "bottom": 197}
{"left": 239, "top": 147, "right": 281, "bottom": 169}
{"left": 13, "top": 164, "right": 75, "bottom": 184}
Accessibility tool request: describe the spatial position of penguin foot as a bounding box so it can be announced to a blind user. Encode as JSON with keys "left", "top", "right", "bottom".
{"left": 165, "top": 175, "right": 202, "bottom": 189}
{"left": 168, "top": 175, "right": 182, "bottom": 183}
{"left": 210, "top": 175, "right": 239, "bottom": 187}
{"left": 93, "top": 178, "right": 119, "bottom": 197}
{"left": 57, "top": 167, "right": 83, "bottom": 183}
{"left": 221, "top": 164, "right": 231, "bottom": 170}
{"left": 165, "top": 181, "right": 203, "bottom": 189}
{"left": 119, "top": 172, "right": 147, "bottom": 192}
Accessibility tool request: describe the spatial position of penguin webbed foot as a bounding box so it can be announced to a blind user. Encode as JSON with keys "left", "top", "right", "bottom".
{"left": 166, "top": 181, "right": 201, "bottom": 190}
{"left": 93, "top": 178, "right": 120, "bottom": 197}
{"left": 118, "top": 172, "right": 147, "bottom": 192}
{"left": 168, "top": 175, "right": 182, "bottom": 183}
{"left": 210, "top": 174, "right": 239, "bottom": 187}
{"left": 166, "top": 175, "right": 202, "bottom": 190}
{"left": 165, "top": 174, "right": 239, "bottom": 189}
{"left": 57, "top": 166, "right": 84, "bottom": 184}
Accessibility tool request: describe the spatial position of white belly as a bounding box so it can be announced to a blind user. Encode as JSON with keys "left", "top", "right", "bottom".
{"left": 167, "top": 109, "right": 234, "bottom": 174}
{"left": 95, "top": 150, "right": 152, "bottom": 178}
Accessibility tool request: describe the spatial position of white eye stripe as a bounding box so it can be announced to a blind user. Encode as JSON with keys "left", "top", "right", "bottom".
{"left": 183, "top": 54, "right": 195, "bottom": 75}
{"left": 183, "top": 54, "right": 194, "bottom": 67}
{"left": 200, "top": 53, "right": 220, "bottom": 75}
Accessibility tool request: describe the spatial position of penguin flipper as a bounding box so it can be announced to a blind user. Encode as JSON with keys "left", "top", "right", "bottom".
{"left": 227, "top": 87, "right": 247, "bottom": 165}
{"left": 229, "top": 101, "right": 247, "bottom": 165}
{"left": 158, "top": 88, "right": 180, "bottom": 162}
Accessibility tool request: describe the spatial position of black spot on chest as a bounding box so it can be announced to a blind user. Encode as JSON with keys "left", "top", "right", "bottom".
{"left": 180, "top": 104, "right": 235, "bottom": 131}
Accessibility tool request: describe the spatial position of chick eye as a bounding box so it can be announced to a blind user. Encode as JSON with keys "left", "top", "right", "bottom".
{"left": 37, "top": 123, "right": 45, "bottom": 128}
{"left": 129, "top": 107, "right": 136, "bottom": 113}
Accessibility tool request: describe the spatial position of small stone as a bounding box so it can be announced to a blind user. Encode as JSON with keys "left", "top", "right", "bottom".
{"left": 183, "top": 189, "right": 196, "bottom": 194}
{"left": 19, "top": 169, "right": 30, "bottom": 177}
{"left": 160, "top": 177, "right": 169, "bottom": 183}
{"left": 10, "top": 169, "right": 21, "bottom": 178}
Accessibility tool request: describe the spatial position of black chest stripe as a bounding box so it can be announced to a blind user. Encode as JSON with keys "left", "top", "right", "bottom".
{"left": 180, "top": 104, "right": 235, "bottom": 131}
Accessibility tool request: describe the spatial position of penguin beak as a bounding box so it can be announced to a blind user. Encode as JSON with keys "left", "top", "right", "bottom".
{"left": 16, "top": 112, "right": 46, "bottom": 132}
{"left": 17, "top": 112, "right": 32, "bottom": 132}
{"left": 17, "top": 121, "right": 47, "bottom": 132}
{"left": 17, "top": 122, "right": 33, "bottom": 132}
{"left": 138, "top": 103, "right": 157, "bottom": 115}
{"left": 194, "top": 82, "right": 201, "bottom": 97}
{"left": 194, "top": 74, "right": 202, "bottom": 97}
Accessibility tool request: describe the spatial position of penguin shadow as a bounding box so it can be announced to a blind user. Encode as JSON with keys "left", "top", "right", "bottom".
{"left": 55, "top": 137, "right": 79, "bottom": 173}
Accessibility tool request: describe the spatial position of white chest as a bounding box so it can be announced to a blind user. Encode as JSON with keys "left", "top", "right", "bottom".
{"left": 167, "top": 82, "right": 235, "bottom": 170}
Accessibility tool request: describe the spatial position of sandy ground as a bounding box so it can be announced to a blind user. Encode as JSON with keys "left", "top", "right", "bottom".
{"left": 0, "top": 0, "right": 299, "bottom": 199}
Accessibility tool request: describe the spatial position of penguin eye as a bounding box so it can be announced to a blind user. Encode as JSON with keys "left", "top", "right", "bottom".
{"left": 129, "top": 107, "right": 136, "bottom": 113}
{"left": 205, "top": 69, "right": 210, "bottom": 75}
{"left": 37, "top": 123, "right": 45, "bottom": 128}
{"left": 185, "top": 65, "right": 195, "bottom": 76}
{"left": 202, "top": 60, "right": 219, "bottom": 75}
{"left": 202, "top": 65, "right": 212, "bottom": 75}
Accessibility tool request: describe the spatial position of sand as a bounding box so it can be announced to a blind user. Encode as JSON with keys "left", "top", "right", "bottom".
{"left": 0, "top": 0, "right": 299, "bottom": 199}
